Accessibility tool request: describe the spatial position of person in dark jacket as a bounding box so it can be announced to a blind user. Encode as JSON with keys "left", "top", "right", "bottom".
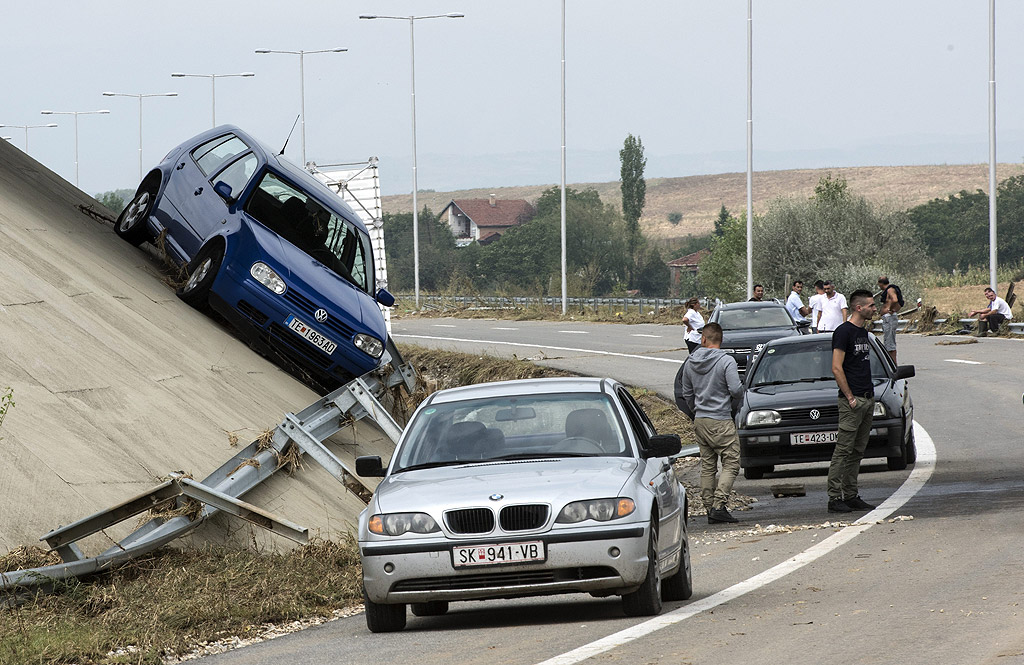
{"left": 678, "top": 322, "right": 745, "bottom": 524}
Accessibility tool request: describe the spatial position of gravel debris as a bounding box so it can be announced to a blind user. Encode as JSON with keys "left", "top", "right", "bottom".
{"left": 158, "top": 605, "right": 363, "bottom": 663}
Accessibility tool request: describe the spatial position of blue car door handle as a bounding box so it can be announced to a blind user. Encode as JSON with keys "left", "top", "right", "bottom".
{"left": 194, "top": 186, "right": 203, "bottom": 196}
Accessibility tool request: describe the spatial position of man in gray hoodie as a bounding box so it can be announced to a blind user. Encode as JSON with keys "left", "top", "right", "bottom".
{"left": 678, "top": 322, "right": 745, "bottom": 524}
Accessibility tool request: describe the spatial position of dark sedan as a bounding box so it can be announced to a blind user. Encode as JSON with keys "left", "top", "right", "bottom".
{"left": 706, "top": 301, "right": 809, "bottom": 374}
{"left": 736, "top": 333, "right": 915, "bottom": 479}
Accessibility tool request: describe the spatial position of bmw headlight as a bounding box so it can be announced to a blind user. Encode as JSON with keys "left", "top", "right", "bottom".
{"left": 746, "top": 410, "right": 782, "bottom": 427}
{"left": 250, "top": 262, "right": 286, "bottom": 295}
{"left": 354, "top": 333, "right": 384, "bottom": 359}
{"left": 556, "top": 498, "right": 635, "bottom": 524}
{"left": 368, "top": 512, "right": 440, "bottom": 536}
{"left": 873, "top": 401, "right": 887, "bottom": 418}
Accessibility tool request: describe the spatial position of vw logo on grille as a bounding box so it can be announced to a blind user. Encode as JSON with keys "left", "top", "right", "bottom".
{"left": 489, "top": 494, "right": 503, "bottom": 501}
{"left": 314, "top": 308, "right": 328, "bottom": 323}
{"left": 809, "top": 409, "right": 821, "bottom": 420}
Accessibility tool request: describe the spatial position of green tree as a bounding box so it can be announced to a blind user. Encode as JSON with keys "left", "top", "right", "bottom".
{"left": 619, "top": 134, "right": 647, "bottom": 286}
{"left": 697, "top": 213, "right": 747, "bottom": 301}
{"left": 714, "top": 205, "right": 732, "bottom": 238}
{"left": 95, "top": 191, "right": 126, "bottom": 214}
{"left": 382, "top": 207, "right": 457, "bottom": 292}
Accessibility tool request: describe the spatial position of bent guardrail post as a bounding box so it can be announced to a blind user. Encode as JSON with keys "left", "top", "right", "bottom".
{"left": 1, "top": 358, "right": 415, "bottom": 591}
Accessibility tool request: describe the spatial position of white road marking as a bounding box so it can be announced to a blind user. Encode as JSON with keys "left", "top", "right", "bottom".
{"left": 394, "top": 334, "right": 682, "bottom": 364}
{"left": 944, "top": 359, "right": 983, "bottom": 365}
{"left": 493, "top": 327, "right": 519, "bottom": 331}
{"left": 535, "top": 422, "right": 937, "bottom": 665}
{"left": 432, "top": 324, "right": 457, "bottom": 328}
{"left": 558, "top": 330, "right": 589, "bottom": 334}
{"left": 631, "top": 334, "right": 662, "bottom": 338}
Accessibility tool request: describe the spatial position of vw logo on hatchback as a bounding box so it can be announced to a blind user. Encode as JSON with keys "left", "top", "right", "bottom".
{"left": 314, "top": 308, "right": 328, "bottom": 323}
{"left": 809, "top": 409, "right": 821, "bottom": 420}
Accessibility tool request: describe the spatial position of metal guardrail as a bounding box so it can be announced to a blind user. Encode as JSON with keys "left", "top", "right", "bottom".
{"left": 0, "top": 339, "right": 416, "bottom": 591}
{"left": 872, "top": 317, "right": 1023, "bottom": 335}
{"left": 396, "top": 294, "right": 695, "bottom": 316}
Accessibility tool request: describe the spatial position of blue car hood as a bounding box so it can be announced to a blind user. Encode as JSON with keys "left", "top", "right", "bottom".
{"left": 245, "top": 220, "right": 385, "bottom": 337}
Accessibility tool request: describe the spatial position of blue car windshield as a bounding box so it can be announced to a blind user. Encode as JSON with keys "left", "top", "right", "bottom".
{"left": 394, "top": 393, "right": 631, "bottom": 471}
{"left": 244, "top": 171, "right": 372, "bottom": 293}
{"left": 750, "top": 339, "right": 890, "bottom": 386}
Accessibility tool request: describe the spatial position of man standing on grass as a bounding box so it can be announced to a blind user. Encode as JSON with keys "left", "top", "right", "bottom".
{"left": 827, "top": 289, "right": 878, "bottom": 514}
{"left": 679, "top": 322, "right": 745, "bottom": 524}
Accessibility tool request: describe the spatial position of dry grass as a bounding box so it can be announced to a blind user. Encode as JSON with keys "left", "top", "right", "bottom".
{"left": 921, "top": 281, "right": 1022, "bottom": 320}
{"left": 382, "top": 163, "right": 1024, "bottom": 242}
{"left": 396, "top": 300, "right": 690, "bottom": 327}
{"left": 0, "top": 538, "right": 362, "bottom": 665}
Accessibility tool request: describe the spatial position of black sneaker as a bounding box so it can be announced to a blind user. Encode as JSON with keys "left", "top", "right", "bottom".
{"left": 828, "top": 499, "right": 853, "bottom": 513}
{"left": 844, "top": 496, "right": 876, "bottom": 511}
{"left": 708, "top": 507, "right": 739, "bottom": 524}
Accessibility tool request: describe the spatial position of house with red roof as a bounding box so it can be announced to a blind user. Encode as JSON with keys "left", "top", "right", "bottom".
{"left": 667, "top": 249, "right": 710, "bottom": 297}
{"left": 440, "top": 195, "right": 535, "bottom": 247}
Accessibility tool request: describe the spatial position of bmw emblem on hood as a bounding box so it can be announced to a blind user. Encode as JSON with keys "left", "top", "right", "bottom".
{"left": 809, "top": 409, "right": 821, "bottom": 420}
{"left": 489, "top": 494, "right": 503, "bottom": 501}
{"left": 314, "top": 308, "right": 328, "bottom": 323}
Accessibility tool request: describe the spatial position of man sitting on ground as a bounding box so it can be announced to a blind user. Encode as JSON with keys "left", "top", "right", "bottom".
{"left": 968, "top": 287, "right": 1013, "bottom": 336}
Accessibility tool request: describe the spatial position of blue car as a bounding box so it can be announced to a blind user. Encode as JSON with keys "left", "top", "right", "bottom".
{"left": 114, "top": 125, "right": 395, "bottom": 388}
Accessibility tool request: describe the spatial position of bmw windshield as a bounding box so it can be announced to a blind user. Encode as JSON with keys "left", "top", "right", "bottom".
{"left": 394, "top": 393, "right": 631, "bottom": 472}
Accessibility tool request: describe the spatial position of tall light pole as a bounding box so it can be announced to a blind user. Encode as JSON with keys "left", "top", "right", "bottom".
{"left": 560, "top": 0, "right": 567, "bottom": 314}
{"left": 171, "top": 72, "right": 254, "bottom": 127}
{"left": 0, "top": 123, "right": 57, "bottom": 153}
{"left": 254, "top": 48, "right": 347, "bottom": 166}
{"left": 40, "top": 109, "right": 110, "bottom": 187}
{"left": 359, "top": 13, "right": 464, "bottom": 309}
{"left": 102, "top": 91, "right": 178, "bottom": 180}
{"left": 988, "top": 0, "right": 998, "bottom": 290}
{"left": 745, "top": 0, "right": 754, "bottom": 300}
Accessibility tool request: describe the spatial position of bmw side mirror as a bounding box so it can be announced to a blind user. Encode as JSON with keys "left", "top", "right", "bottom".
{"left": 894, "top": 365, "right": 915, "bottom": 380}
{"left": 376, "top": 289, "right": 395, "bottom": 307}
{"left": 213, "top": 180, "right": 235, "bottom": 203}
{"left": 647, "top": 433, "right": 682, "bottom": 459}
{"left": 355, "top": 455, "right": 385, "bottom": 477}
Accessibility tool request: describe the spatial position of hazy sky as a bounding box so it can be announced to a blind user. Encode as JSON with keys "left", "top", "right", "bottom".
{"left": 4, "top": 1, "right": 1024, "bottom": 196}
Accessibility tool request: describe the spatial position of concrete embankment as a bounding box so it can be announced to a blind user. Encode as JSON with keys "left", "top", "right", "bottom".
{"left": 0, "top": 140, "right": 379, "bottom": 555}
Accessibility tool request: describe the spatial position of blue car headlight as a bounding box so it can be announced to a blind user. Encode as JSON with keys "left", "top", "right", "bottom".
{"left": 250, "top": 262, "right": 286, "bottom": 295}
{"left": 354, "top": 333, "right": 384, "bottom": 359}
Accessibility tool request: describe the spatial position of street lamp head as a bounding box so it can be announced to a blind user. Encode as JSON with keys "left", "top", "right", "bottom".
{"left": 171, "top": 73, "right": 187, "bottom": 77}
{"left": 240, "top": 72, "right": 256, "bottom": 77}
{"left": 43, "top": 123, "right": 58, "bottom": 128}
{"left": 102, "top": 92, "right": 116, "bottom": 96}
{"left": 255, "top": 49, "right": 272, "bottom": 54}
{"left": 41, "top": 110, "right": 53, "bottom": 115}
{"left": 358, "top": 15, "right": 378, "bottom": 19}
{"left": 330, "top": 48, "right": 348, "bottom": 52}
{"left": 446, "top": 13, "right": 465, "bottom": 18}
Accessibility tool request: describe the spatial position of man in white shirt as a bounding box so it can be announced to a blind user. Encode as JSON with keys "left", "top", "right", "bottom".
{"left": 969, "top": 287, "right": 1014, "bottom": 336}
{"left": 786, "top": 281, "right": 811, "bottom": 324}
{"left": 817, "top": 280, "right": 848, "bottom": 332}
{"left": 808, "top": 280, "right": 826, "bottom": 332}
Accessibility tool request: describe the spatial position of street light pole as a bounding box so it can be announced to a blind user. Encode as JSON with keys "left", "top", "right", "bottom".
{"left": 102, "top": 91, "right": 178, "bottom": 181}
{"left": 745, "top": 0, "right": 754, "bottom": 300}
{"left": 254, "top": 48, "right": 347, "bottom": 166}
{"left": 359, "top": 13, "right": 464, "bottom": 309}
{"left": 560, "top": 0, "right": 567, "bottom": 314}
{"left": 988, "top": 0, "right": 998, "bottom": 290}
{"left": 171, "top": 72, "right": 255, "bottom": 127}
{"left": 40, "top": 109, "right": 109, "bottom": 187}
{"left": 0, "top": 123, "right": 57, "bottom": 154}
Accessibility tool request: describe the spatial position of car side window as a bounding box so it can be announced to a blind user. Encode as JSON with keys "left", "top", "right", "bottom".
{"left": 617, "top": 388, "right": 653, "bottom": 451}
{"left": 213, "top": 153, "right": 258, "bottom": 199}
{"left": 192, "top": 135, "right": 251, "bottom": 177}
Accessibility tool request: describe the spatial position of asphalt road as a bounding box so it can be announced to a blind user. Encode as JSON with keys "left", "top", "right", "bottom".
{"left": 201, "top": 320, "right": 1024, "bottom": 664}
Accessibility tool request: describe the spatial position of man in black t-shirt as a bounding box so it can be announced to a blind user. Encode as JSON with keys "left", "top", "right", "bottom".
{"left": 827, "top": 289, "right": 877, "bottom": 514}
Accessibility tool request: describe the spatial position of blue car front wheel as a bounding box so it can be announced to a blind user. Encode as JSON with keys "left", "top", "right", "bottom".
{"left": 115, "top": 189, "right": 154, "bottom": 246}
{"left": 177, "top": 243, "right": 224, "bottom": 309}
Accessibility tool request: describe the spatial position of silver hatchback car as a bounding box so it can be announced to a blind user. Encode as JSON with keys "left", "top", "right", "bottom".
{"left": 355, "top": 377, "right": 692, "bottom": 632}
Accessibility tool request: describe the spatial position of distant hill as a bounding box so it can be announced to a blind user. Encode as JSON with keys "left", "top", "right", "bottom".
{"left": 381, "top": 163, "right": 1024, "bottom": 243}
